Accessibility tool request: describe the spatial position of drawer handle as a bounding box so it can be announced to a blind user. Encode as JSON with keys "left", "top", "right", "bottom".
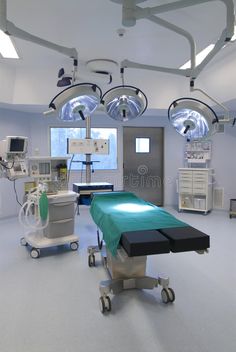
{"left": 52, "top": 202, "right": 74, "bottom": 207}
{"left": 51, "top": 218, "right": 73, "bottom": 224}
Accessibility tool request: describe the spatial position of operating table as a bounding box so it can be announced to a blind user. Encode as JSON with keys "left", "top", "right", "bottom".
{"left": 87, "top": 192, "right": 210, "bottom": 313}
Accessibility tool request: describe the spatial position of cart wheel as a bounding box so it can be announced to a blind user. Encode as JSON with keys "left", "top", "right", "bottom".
{"left": 30, "top": 248, "right": 40, "bottom": 259}
{"left": 167, "top": 287, "right": 175, "bottom": 303}
{"left": 101, "top": 255, "right": 107, "bottom": 268}
{"left": 161, "top": 288, "right": 175, "bottom": 304}
{"left": 104, "top": 296, "right": 112, "bottom": 312}
{"left": 20, "top": 237, "right": 27, "bottom": 246}
{"left": 70, "top": 241, "right": 79, "bottom": 251}
{"left": 99, "top": 296, "right": 106, "bottom": 314}
{"left": 88, "top": 254, "right": 95, "bottom": 267}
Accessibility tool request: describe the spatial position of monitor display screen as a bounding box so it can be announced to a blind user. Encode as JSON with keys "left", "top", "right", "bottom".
{"left": 39, "top": 162, "right": 51, "bottom": 175}
{"left": 9, "top": 138, "right": 25, "bottom": 153}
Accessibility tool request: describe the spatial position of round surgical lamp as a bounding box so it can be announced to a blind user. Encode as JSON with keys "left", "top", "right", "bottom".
{"left": 102, "top": 85, "right": 148, "bottom": 122}
{"left": 48, "top": 83, "right": 102, "bottom": 121}
{"left": 168, "top": 98, "right": 218, "bottom": 140}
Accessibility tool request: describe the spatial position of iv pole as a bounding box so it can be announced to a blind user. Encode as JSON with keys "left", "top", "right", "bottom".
{"left": 85, "top": 117, "right": 92, "bottom": 184}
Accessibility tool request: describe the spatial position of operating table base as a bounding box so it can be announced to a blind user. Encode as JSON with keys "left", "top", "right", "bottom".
{"left": 99, "top": 275, "right": 169, "bottom": 295}
{"left": 88, "top": 243, "right": 175, "bottom": 314}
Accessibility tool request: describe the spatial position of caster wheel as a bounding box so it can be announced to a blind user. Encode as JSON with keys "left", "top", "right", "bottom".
{"left": 70, "top": 241, "right": 79, "bottom": 251}
{"left": 167, "top": 287, "right": 175, "bottom": 303}
{"left": 30, "top": 248, "right": 40, "bottom": 259}
{"left": 104, "top": 296, "right": 111, "bottom": 312}
{"left": 88, "top": 254, "right": 95, "bottom": 267}
{"left": 161, "top": 287, "right": 175, "bottom": 304}
{"left": 20, "top": 237, "right": 27, "bottom": 246}
{"left": 102, "top": 256, "right": 107, "bottom": 268}
{"left": 99, "top": 296, "right": 111, "bottom": 313}
{"left": 99, "top": 296, "right": 106, "bottom": 314}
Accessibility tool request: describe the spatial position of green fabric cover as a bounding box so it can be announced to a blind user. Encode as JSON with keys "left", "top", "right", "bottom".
{"left": 39, "top": 192, "right": 48, "bottom": 221}
{"left": 90, "top": 192, "right": 188, "bottom": 256}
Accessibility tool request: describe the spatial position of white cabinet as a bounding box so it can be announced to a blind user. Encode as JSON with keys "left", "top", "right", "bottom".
{"left": 178, "top": 168, "right": 213, "bottom": 213}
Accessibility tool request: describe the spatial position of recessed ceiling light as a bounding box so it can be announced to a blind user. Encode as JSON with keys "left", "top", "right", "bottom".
{"left": 230, "top": 25, "right": 236, "bottom": 41}
{"left": 180, "top": 44, "right": 214, "bottom": 70}
{"left": 0, "top": 30, "right": 19, "bottom": 59}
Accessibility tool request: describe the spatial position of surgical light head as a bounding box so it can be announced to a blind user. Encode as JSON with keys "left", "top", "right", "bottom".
{"left": 168, "top": 98, "right": 218, "bottom": 140}
{"left": 102, "top": 85, "right": 148, "bottom": 122}
{"left": 48, "top": 83, "right": 102, "bottom": 121}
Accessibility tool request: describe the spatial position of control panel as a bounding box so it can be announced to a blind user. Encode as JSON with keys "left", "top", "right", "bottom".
{"left": 29, "top": 160, "right": 51, "bottom": 181}
{"left": 68, "top": 138, "right": 109, "bottom": 155}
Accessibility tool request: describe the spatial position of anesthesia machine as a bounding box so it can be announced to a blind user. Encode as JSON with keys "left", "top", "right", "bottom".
{"left": 0, "top": 135, "right": 79, "bottom": 258}
{"left": 19, "top": 156, "right": 79, "bottom": 258}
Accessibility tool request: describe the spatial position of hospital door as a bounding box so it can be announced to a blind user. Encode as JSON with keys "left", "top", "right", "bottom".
{"left": 123, "top": 127, "right": 164, "bottom": 205}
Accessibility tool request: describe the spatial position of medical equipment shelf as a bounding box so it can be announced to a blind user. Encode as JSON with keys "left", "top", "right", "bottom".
{"left": 73, "top": 182, "right": 114, "bottom": 209}
{"left": 184, "top": 140, "right": 212, "bottom": 165}
{"left": 21, "top": 233, "right": 79, "bottom": 258}
{"left": 178, "top": 168, "right": 213, "bottom": 214}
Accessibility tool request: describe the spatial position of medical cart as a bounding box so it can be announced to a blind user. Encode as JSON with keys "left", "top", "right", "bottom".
{"left": 20, "top": 190, "right": 79, "bottom": 258}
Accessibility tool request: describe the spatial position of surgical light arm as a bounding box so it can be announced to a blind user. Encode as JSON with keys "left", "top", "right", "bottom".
{"left": 0, "top": 0, "right": 78, "bottom": 64}
{"left": 190, "top": 82, "right": 232, "bottom": 123}
{"left": 118, "top": 0, "right": 235, "bottom": 81}
{"left": 5, "top": 21, "right": 78, "bottom": 62}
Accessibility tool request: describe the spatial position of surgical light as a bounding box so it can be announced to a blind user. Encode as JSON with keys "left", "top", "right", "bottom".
{"left": 102, "top": 85, "right": 148, "bottom": 122}
{"left": 48, "top": 83, "right": 102, "bottom": 121}
{"left": 0, "top": 30, "right": 19, "bottom": 58}
{"left": 168, "top": 98, "right": 218, "bottom": 140}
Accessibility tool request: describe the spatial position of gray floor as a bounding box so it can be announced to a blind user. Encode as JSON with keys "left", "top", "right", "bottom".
{"left": 0, "top": 206, "right": 236, "bottom": 352}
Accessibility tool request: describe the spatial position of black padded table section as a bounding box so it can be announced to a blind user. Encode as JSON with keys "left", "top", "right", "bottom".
{"left": 159, "top": 226, "right": 210, "bottom": 253}
{"left": 120, "top": 230, "right": 170, "bottom": 257}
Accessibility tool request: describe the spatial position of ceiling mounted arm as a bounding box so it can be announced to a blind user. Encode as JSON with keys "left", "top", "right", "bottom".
{"left": 0, "top": 0, "right": 78, "bottom": 62}
{"left": 0, "top": 0, "right": 6, "bottom": 31}
{"left": 190, "top": 81, "right": 231, "bottom": 122}
{"left": 6, "top": 21, "right": 78, "bottom": 61}
{"left": 121, "top": 59, "right": 190, "bottom": 77}
{"left": 114, "top": 0, "right": 235, "bottom": 80}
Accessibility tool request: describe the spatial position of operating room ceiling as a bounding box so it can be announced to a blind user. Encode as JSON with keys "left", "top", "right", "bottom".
{"left": 1, "top": 0, "right": 236, "bottom": 114}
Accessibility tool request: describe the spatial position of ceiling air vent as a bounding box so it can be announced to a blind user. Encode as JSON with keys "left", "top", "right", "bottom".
{"left": 213, "top": 187, "right": 224, "bottom": 209}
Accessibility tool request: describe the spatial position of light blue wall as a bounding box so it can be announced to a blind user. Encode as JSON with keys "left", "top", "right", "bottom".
{"left": 0, "top": 108, "right": 31, "bottom": 218}
{"left": 0, "top": 107, "right": 236, "bottom": 218}
{"left": 28, "top": 112, "right": 185, "bottom": 207}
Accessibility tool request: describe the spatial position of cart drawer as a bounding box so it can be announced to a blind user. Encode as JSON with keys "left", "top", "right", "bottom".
{"left": 44, "top": 218, "right": 74, "bottom": 238}
{"left": 48, "top": 202, "right": 75, "bottom": 221}
{"left": 193, "top": 187, "right": 206, "bottom": 195}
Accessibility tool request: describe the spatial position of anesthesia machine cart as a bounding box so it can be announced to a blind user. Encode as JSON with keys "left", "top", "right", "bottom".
{"left": 20, "top": 157, "right": 79, "bottom": 258}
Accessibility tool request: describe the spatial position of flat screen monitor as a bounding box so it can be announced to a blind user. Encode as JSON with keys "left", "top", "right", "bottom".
{"left": 6, "top": 136, "right": 28, "bottom": 154}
